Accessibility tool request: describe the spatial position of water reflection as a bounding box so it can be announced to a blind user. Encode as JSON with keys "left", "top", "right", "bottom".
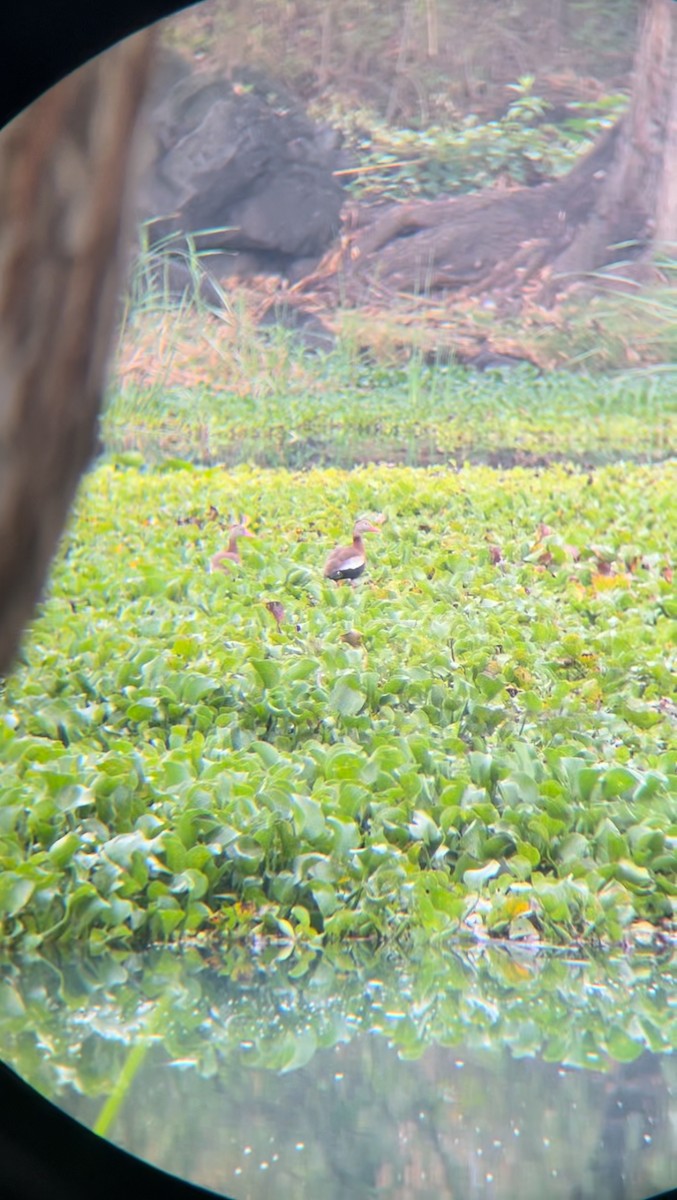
{"left": 1, "top": 945, "right": 674, "bottom": 1200}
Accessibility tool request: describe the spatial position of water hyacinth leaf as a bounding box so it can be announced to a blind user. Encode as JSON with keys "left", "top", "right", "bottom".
{"left": 274, "top": 917, "right": 296, "bottom": 941}
{"left": 47, "top": 832, "right": 81, "bottom": 868}
{"left": 310, "top": 882, "right": 339, "bottom": 918}
{"left": 269, "top": 872, "right": 298, "bottom": 905}
{"left": 627, "top": 825, "right": 664, "bottom": 859}
{"left": 251, "top": 659, "right": 281, "bottom": 689}
{"left": 55, "top": 786, "right": 96, "bottom": 813}
{"left": 558, "top": 833, "right": 591, "bottom": 864}
{"left": 126, "top": 699, "right": 158, "bottom": 723}
{"left": 413, "top": 876, "right": 461, "bottom": 929}
{"left": 476, "top": 673, "right": 506, "bottom": 700}
{"left": 290, "top": 795, "right": 328, "bottom": 842}
{"left": 483, "top": 831, "right": 515, "bottom": 858}
{"left": 619, "top": 702, "right": 663, "bottom": 730}
{"left": 226, "top": 837, "right": 265, "bottom": 871}
{"left": 185, "top": 844, "right": 219, "bottom": 872}
{"left": 283, "top": 658, "right": 318, "bottom": 683}
{"left": 104, "top": 831, "right": 159, "bottom": 870}
{"left": 180, "top": 675, "right": 220, "bottom": 704}
{"left": 151, "top": 904, "right": 185, "bottom": 937}
{"left": 468, "top": 752, "right": 493, "bottom": 787}
{"left": 172, "top": 635, "right": 197, "bottom": 658}
{"left": 408, "top": 810, "right": 441, "bottom": 845}
{"left": 64, "top": 886, "right": 110, "bottom": 932}
{"left": 291, "top": 904, "right": 311, "bottom": 928}
{"left": 0, "top": 875, "right": 35, "bottom": 916}
{"left": 251, "top": 741, "right": 281, "bottom": 767}
{"left": 595, "top": 819, "right": 627, "bottom": 863}
{"left": 169, "top": 869, "right": 209, "bottom": 900}
{"left": 162, "top": 759, "right": 195, "bottom": 789}
{"left": 505, "top": 854, "right": 536, "bottom": 880}
{"left": 633, "top": 773, "right": 667, "bottom": 802}
{"left": 294, "top": 853, "right": 335, "bottom": 884}
{"left": 613, "top": 859, "right": 654, "bottom": 890}
{"left": 601, "top": 766, "right": 640, "bottom": 799}
{"left": 323, "top": 747, "right": 365, "bottom": 781}
{"left": 499, "top": 772, "right": 540, "bottom": 806}
{"left": 463, "top": 860, "right": 501, "bottom": 889}
{"left": 577, "top": 768, "right": 602, "bottom": 803}
{"left": 158, "top": 834, "right": 188, "bottom": 873}
{"left": 604, "top": 1027, "right": 646, "bottom": 1063}
{"left": 329, "top": 679, "right": 367, "bottom": 717}
{"left": 327, "top": 815, "right": 361, "bottom": 855}
{"left": 184, "top": 900, "right": 212, "bottom": 931}
{"left": 30, "top": 768, "right": 79, "bottom": 796}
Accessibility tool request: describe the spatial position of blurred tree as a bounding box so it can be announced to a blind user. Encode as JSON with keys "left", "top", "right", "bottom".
{"left": 550, "top": 0, "right": 676, "bottom": 283}
{"left": 0, "top": 32, "right": 154, "bottom": 674}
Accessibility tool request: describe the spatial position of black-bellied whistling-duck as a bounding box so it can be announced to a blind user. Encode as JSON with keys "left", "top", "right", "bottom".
{"left": 209, "top": 517, "right": 254, "bottom": 572}
{"left": 323, "top": 518, "right": 380, "bottom": 584}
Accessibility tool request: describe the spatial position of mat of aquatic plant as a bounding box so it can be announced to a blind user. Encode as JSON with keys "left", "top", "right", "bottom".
{"left": 104, "top": 350, "right": 676, "bottom": 470}
{"left": 1, "top": 406, "right": 674, "bottom": 951}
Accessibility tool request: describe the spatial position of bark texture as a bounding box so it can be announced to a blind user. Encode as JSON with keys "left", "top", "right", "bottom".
{"left": 0, "top": 32, "right": 154, "bottom": 674}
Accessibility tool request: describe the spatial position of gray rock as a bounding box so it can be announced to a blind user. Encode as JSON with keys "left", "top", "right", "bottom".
{"left": 135, "top": 52, "right": 346, "bottom": 290}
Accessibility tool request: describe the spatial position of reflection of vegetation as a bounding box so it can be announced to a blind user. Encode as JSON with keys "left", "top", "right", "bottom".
{"left": 0, "top": 947, "right": 675, "bottom": 1198}
{"left": 105, "top": 350, "right": 677, "bottom": 467}
{"left": 1, "top": 945, "right": 675, "bottom": 1095}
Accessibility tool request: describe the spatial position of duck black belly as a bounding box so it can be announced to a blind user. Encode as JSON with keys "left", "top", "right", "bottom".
{"left": 327, "top": 560, "right": 366, "bottom": 582}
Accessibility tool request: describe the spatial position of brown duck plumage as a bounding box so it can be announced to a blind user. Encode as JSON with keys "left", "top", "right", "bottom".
{"left": 209, "top": 518, "right": 253, "bottom": 572}
{"left": 323, "top": 518, "right": 380, "bottom": 583}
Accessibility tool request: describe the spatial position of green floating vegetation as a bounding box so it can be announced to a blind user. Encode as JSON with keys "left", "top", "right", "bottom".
{"left": 0, "top": 457, "right": 674, "bottom": 950}
{"left": 104, "top": 358, "right": 677, "bottom": 470}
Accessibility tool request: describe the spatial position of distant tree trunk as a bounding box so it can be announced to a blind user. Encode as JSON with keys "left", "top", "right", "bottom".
{"left": 304, "top": 0, "right": 676, "bottom": 304}
{"left": 648, "top": 10, "right": 677, "bottom": 249}
{"left": 0, "top": 33, "right": 154, "bottom": 675}
{"left": 548, "top": 0, "right": 676, "bottom": 287}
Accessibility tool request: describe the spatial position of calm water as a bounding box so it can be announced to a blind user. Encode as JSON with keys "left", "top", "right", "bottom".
{"left": 1, "top": 944, "right": 675, "bottom": 1200}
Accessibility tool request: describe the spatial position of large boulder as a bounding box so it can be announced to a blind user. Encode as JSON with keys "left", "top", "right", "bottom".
{"left": 135, "top": 54, "right": 347, "bottom": 289}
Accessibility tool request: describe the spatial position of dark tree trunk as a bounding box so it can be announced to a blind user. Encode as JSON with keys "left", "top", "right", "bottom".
{"left": 302, "top": 0, "right": 676, "bottom": 306}
{"left": 548, "top": 0, "right": 676, "bottom": 288}
{"left": 0, "top": 32, "right": 154, "bottom": 674}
